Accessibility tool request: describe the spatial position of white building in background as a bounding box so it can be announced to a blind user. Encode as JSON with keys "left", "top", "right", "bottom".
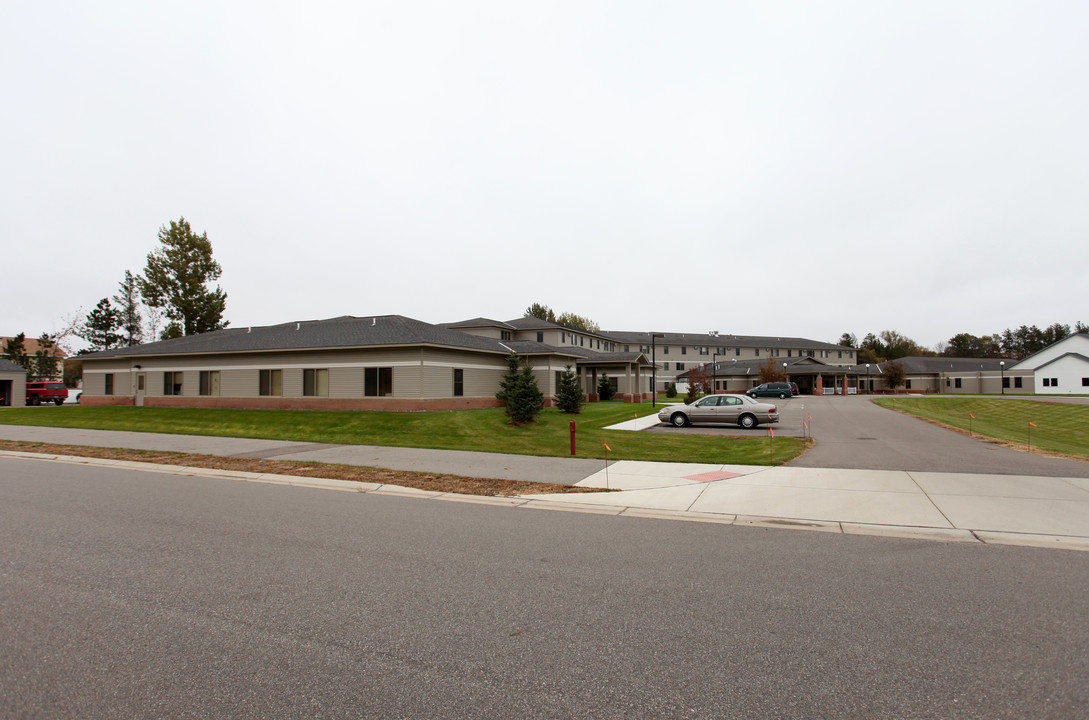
{"left": 1009, "top": 333, "right": 1089, "bottom": 395}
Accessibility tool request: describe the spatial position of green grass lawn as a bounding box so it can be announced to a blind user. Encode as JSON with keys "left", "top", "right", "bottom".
{"left": 873, "top": 397, "right": 1089, "bottom": 459}
{"left": 0, "top": 401, "right": 805, "bottom": 465}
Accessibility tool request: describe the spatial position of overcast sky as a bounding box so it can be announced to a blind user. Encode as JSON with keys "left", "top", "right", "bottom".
{"left": 3, "top": 1, "right": 1086, "bottom": 351}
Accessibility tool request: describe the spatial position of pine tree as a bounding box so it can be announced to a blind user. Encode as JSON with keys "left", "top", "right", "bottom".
{"left": 496, "top": 354, "right": 544, "bottom": 424}
{"left": 113, "top": 270, "right": 144, "bottom": 346}
{"left": 2, "top": 333, "right": 30, "bottom": 374}
{"left": 81, "top": 298, "right": 123, "bottom": 351}
{"left": 554, "top": 364, "right": 583, "bottom": 413}
{"left": 597, "top": 372, "right": 615, "bottom": 401}
{"left": 139, "top": 217, "right": 228, "bottom": 337}
{"left": 32, "top": 333, "right": 60, "bottom": 380}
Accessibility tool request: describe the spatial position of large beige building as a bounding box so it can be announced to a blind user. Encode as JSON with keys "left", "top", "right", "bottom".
{"left": 79, "top": 315, "right": 655, "bottom": 410}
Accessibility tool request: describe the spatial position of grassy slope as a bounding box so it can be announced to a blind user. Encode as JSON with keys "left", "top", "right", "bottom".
{"left": 0, "top": 401, "right": 805, "bottom": 465}
{"left": 873, "top": 397, "right": 1089, "bottom": 459}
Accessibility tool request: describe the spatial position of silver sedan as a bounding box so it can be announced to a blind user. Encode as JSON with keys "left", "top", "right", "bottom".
{"left": 657, "top": 394, "right": 780, "bottom": 429}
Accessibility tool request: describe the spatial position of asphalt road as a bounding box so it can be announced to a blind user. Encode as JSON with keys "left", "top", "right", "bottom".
{"left": 651, "top": 395, "right": 1089, "bottom": 477}
{"left": 4, "top": 456, "right": 1089, "bottom": 719}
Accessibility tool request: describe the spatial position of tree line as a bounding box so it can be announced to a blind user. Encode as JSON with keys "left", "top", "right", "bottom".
{"left": 838, "top": 321, "right": 1088, "bottom": 363}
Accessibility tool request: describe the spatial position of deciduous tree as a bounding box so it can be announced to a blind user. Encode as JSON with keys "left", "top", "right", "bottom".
{"left": 524, "top": 303, "right": 556, "bottom": 322}
{"left": 882, "top": 360, "right": 906, "bottom": 389}
{"left": 556, "top": 312, "right": 600, "bottom": 332}
{"left": 758, "top": 357, "right": 787, "bottom": 384}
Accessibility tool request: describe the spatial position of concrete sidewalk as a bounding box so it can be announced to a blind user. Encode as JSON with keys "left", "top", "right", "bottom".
{"left": 2, "top": 424, "right": 1088, "bottom": 551}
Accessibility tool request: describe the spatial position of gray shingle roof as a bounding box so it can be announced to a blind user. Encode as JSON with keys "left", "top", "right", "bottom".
{"left": 0, "top": 359, "right": 26, "bottom": 373}
{"left": 889, "top": 356, "right": 1010, "bottom": 373}
{"left": 607, "top": 330, "right": 847, "bottom": 351}
{"left": 440, "top": 317, "right": 517, "bottom": 330}
{"left": 83, "top": 315, "right": 515, "bottom": 359}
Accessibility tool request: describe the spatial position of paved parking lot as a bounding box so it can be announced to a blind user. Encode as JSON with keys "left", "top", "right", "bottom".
{"left": 649, "top": 394, "right": 1089, "bottom": 477}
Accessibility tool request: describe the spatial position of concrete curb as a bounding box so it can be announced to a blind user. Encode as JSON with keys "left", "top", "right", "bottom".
{"left": 7, "top": 449, "right": 1088, "bottom": 552}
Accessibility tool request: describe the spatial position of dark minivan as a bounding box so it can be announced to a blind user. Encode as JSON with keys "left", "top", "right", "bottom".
{"left": 747, "top": 382, "right": 793, "bottom": 399}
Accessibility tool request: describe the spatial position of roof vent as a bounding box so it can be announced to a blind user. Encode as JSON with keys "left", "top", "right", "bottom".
{"left": 372, "top": 318, "right": 376, "bottom": 326}
{"left": 247, "top": 327, "right": 251, "bottom": 333}
{"left": 296, "top": 323, "right": 300, "bottom": 330}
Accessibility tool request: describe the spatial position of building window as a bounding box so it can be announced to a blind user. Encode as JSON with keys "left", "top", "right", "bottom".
{"left": 661, "top": 362, "right": 669, "bottom": 371}
{"left": 663, "top": 346, "right": 669, "bottom": 355}
{"left": 787, "top": 350, "right": 792, "bottom": 357}
{"left": 365, "top": 367, "right": 393, "bottom": 396}
{"left": 1050, "top": 378, "right": 1058, "bottom": 387}
{"left": 453, "top": 369, "right": 464, "bottom": 397}
{"left": 905, "top": 379, "right": 912, "bottom": 389}
{"left": 954, "top": 378, "right": 962, "bottom": 389}
{"left": 807, "top": 350, "right": 815, "bottom": 358}
{"left": 501, "top": 331, "right": 512, "bottom": 341}
{"left": 735, "top": 348, "right": 740, "bottom": 356}
{"left": 676, "top": 363, "right": 685, "bottom": 371}
{"left": 199, "top": 371, "right": 220, "bottom": 396}
{"left": 681, "top": 347, "right": 687, "bottom": 355}
{"left": 163, "top": 371, "right": 183, "bottom": 396}
{"left": 259, "top": 369, "right": 282, "bottom": 396}
{"left": 303, "top": 369, "right": 329, "bottom": 397}
{"left": 1015, "top": 377, "right": 1023, "bottom": 388}
{"left": 838, "top": 350, "right": 843, "bottom": 358}
{"left": 755, "top": 349, "right": 760, "bottom": 357}
{"left": 104, "top": 373, "right": 114, "bottom": 395}
{"left": 536, "top": 332, "right": 543, "bottom": 342}
{"left": 640, "top": 345, "right": 649, "bottom": 353}
{"left": 699, "top": 347, "right": 709, "bottom": 355}
{"left": 1002, "top": 377, "right": 1010, "bottom": 389}
{"left": 1083, "top": 378, "right": 1089, "bottom": 386}
{"left": 624, "top": 345, "right": 629, "bottom": 352}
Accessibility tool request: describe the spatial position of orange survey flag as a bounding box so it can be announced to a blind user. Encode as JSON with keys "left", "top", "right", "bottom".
{"left": 769, "top": 427, "right": 775, "bottom": 438}
{"left": 1029, "top": 422, "right": 1037, "bottom": 427}
{"left": 604, "top": 440, "right": 612, "bottom": 451}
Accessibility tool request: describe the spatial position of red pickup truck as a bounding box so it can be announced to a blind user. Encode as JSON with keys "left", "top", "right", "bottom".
{"left": 25, "top": 381, "right": 69, "bottom": 406}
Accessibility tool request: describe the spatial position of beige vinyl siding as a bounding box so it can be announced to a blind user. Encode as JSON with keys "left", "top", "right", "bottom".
{"left": 417, "top": 349, "right": 508, "bottom": 398}
{"left": 220, "top": 369, "right": 254, "bottom": 396}
{"left": 282, "top": 368, "right": 303, "bottom": 397}
{"left": 81, "top": 347, "right": 437, "bottom": 399}
{"left": 329, "top": 367, "right": 361, "bottom": 397}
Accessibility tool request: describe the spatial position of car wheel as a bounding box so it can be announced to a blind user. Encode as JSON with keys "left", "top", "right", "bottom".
{"left": 747, "top": 393, "right": 756, "bottom": 399}
{"left": 31, "top": 396, "right": 41, "bottom": 406}
{"left": 54, "top": 398, "right": 64, "bottom": 406}
{"left": 671, "top": 413, "right": 689, "bottom": 428}
{"left": 738, "top": 413, "right": 757, "bottom": 429}
{"left": 779, "top": 392, "right": 788, "bottom": 399}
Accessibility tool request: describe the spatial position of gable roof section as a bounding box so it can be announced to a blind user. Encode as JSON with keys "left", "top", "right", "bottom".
{"left": 0, "top": 358, "right": 26, "bottom": 373}
{"left": 83, "top": 315, "right": 516, "bottom": 359}
{"left": 1034, "top": 352, "right": 1089, "bottom": 372}
{"left": 1009, "top": 333, "right": 1089, "bottom": 371}
{"left": 440, "top": 317, "right": 517, "bottom": 331}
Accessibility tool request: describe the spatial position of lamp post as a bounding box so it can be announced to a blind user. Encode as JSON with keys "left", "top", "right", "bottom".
{"left": 1000, "top": 360, "right": 1005, "bottom": 395}
{"left": 651, "top": 333, "right": 664, "bottom": 407}
{"left": 865, "top": 363, "right": 870, "bottom": 394}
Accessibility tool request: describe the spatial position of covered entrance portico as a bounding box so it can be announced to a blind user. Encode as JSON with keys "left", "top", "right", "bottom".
{"left": 577, "top": 353, "right": 653, "bottom": 403}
